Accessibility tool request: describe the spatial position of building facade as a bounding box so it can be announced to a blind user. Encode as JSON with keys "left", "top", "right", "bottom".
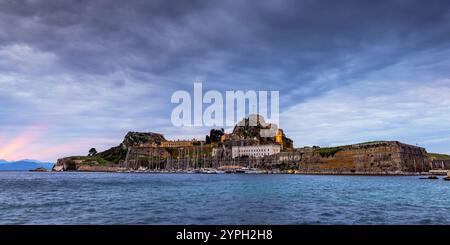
{"left": 231, "top": 144, "right": 281, "bottom": 158}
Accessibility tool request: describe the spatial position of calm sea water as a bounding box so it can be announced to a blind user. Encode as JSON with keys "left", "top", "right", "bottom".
{"left": 1, "top": 172, "right": 450, "bottom": 224}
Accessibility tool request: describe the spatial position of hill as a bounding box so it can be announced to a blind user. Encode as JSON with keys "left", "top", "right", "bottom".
{"left": 54, "top": 132, "right": 167, "bottom": 170}
{"left": 0, "top": 160, "right": 54, "bottom": 171}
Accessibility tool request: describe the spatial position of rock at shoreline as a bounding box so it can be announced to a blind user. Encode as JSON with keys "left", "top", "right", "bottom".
{"left": 29, "top": 167, "right": 48, "bottom": 172}
{"left": 54, "top": 131, "right": 166, "bottom": 171}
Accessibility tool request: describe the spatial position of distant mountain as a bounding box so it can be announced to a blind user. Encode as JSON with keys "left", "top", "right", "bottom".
{"left": 0, "top": 159, "right": 54, "bottom": 171}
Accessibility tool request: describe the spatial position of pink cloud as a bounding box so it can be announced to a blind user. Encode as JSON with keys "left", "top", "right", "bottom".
{"left": 0, "top": 125, "right": 47, "bottom": 161}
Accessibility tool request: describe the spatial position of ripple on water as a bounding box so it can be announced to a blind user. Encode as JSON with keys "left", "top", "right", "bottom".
{"left": 1, "top": 172, "right": 450, "bottom": 224}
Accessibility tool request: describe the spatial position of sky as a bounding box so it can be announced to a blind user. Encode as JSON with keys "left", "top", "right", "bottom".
{"left": 1, "top": 0, "right": 450, "bottom": 162}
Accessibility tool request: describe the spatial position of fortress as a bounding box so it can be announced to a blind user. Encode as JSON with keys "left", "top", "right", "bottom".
{"left": 54, "top": 115, "right": 448, "bottom": 174}
{"left": 271, "top": 141, "right": 431, "bottom": 174}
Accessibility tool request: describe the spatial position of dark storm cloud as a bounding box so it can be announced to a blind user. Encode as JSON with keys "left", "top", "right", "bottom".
{"left": 1, "top": 0, "right": 449, "bottom": 88}
{"left": 0, "top": 0, "right": 207, "bottom": 73}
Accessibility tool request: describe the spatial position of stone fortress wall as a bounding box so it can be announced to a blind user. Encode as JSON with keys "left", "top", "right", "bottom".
{"left": 273, "top": 141, "right": 431, "bottom": 174}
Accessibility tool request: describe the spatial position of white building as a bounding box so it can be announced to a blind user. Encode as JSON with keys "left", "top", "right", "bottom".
{"left": 231, "top": 144, "right": 281, "bottom": 159}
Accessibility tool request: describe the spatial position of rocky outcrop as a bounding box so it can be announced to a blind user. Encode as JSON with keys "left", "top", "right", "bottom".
{"left": 230, "top": 114, "right": 293, "bottom": 149}
{"left": 121, "top": 146, "right": 171, "bottom": 170}
{"left": 53, "top": 131, "right": 166, "bottom": 171}
{"left": 121, "top": 132, "right": 166, "bottom": 147}
{"left": 53, "top": 156, "right": 124, "bottom": 172}
{"left": 53, "top": 157, "right": 83, "bottom": 171}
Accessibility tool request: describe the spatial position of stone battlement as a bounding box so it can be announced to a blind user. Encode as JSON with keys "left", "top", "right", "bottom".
{"left": 272, "top": 141, "right": 430, "bottom": 173}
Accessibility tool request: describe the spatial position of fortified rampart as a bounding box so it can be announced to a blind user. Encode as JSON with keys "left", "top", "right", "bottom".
{"left": 431, "top": 160, "right": 450, "bottom": 170}
{"left": 272, "top": 141, "right": 431, "bottom": 174}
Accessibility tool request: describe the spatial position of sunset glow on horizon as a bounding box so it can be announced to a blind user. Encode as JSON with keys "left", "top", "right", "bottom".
{"left": 0, "top": 125, "right": 47, "bottom": 161}
{"left": 0, "top": 123, "right": 120, "bottom": 162}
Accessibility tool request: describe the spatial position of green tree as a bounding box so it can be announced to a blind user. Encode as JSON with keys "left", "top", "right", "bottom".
{"left": 88, "top": 148, "right": 97, "bottom": 156}
{"left": 209, "top": 128, "right": 224, "bottom": 143}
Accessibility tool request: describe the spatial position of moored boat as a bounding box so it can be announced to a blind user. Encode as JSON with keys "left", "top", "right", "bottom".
{"left": 420, "top": 175, "right": 439, "bottom": 180}
{"left": 235, "top": 167, "right": 248, "bottom": 173}
{"left": 444, "top": 171, "right": 450, "bottom": 181}
{"left": 245, "top": 168, "right": 265, "bottom": 174}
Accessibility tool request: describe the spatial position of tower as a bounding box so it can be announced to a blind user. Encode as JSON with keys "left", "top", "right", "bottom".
{"left": 275, "top": 129, "right": 283, "bottom": 144}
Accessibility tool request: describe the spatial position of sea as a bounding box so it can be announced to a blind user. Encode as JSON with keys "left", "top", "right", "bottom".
{"left": 1, "top": 172, "right": 450, "bottom": 224}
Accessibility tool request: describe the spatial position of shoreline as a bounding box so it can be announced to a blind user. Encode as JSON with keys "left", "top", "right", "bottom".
{"left": 2, "top": 169, "right": 448, "bottom": 178}
{"left": 47, "top": 168, "right": 440, "bottom": 176}
{"left": 2, "top": 167, "right": 445, "bottom": 176}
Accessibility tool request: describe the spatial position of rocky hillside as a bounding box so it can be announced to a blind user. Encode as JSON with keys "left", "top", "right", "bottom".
{"left": 53, "top": 131, "right": 166, "bottom": 171}
{"left": 121, "top": 132, "right": 166, "bottom": 147}
{"left": 231, "top": 114, "right": 293, "bottom": 149}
